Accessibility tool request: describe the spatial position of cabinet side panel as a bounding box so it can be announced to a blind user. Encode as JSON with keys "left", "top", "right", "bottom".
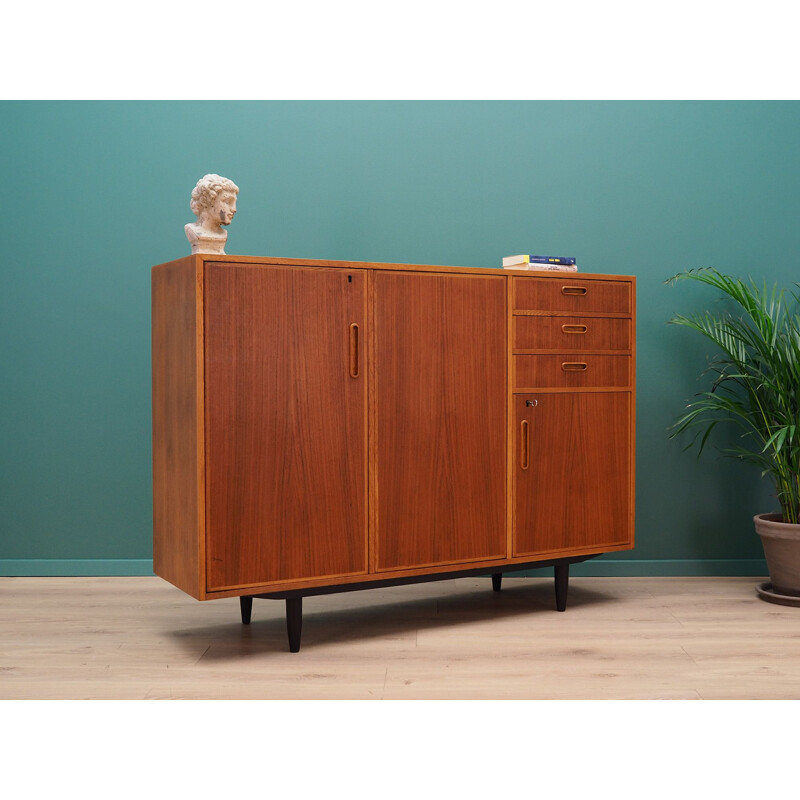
{"left": 151, "top": 259, "right": 203, "bottom": 598}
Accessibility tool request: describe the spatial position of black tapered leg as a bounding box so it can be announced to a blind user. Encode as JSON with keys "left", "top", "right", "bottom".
{"left": 491, "top": 573, "right": 502, "bottom": 592}
{"left": 286, "top": 597, "right": 303, "bottom": 652}
{"left": 554, "top": 563, "right": 569, "bottom": 612}
{"left": 240, "top": 596, "right": 253, "bottom": 624}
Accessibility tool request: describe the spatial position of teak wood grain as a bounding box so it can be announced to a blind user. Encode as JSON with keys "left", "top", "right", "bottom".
{"left": 151, "top": 255, "right": 635, "bottom": 609}
{"left": 513, "top": 315, "right": 631, "bottom": 352}
{"left": 513, "top": 392, "right": 632, "bottom": 556}
{"left": 169, "top": 253, "right": 634, "bottom": 280}
{"left": 203, "top": 264, "right": 368, "bottom": 591}
{"left": 514, "top": 353, "right": 631, "bottom": 389}
{"left": 151, "top": 257, "right": 204, "bottom": 599}
{"left": 513, "top": 277, "right": 631, "bottom": 314}
{"left": 372, "top": 271, "right": 507, "bottom": 570}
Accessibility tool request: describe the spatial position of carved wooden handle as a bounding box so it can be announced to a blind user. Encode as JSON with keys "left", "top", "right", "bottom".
{"left": 561, "top": 286, "right": 587, "bottom": 296}
{"left": 562, "top": 324, "right": 588, "bottom": 334}
{"left": 349, "top": 323, "right": 360, "bottom": 378}
{"left": 561, "top": 362, "right": 588, "bottom": 371}
{"left": 520, "top": 420, "right": 530, "bottom": 470}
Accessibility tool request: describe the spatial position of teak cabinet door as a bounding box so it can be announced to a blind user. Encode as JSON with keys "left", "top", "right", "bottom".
{"left": 514, "top": 392, "right": 632, "bottom": 556}
{"left": 204, "top": 264, "right": 368, "bottom": 591}
{"left": 373, "top": 271, "right": 507, "bottom": 570}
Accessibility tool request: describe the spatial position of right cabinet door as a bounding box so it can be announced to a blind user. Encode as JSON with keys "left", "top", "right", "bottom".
{"left": 513, "top": 391, "right": 632, "bottom": 556}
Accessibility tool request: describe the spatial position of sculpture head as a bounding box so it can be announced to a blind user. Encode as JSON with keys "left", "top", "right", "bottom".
{"left": 189, "top": 174, "right": 239, "bottom": 230}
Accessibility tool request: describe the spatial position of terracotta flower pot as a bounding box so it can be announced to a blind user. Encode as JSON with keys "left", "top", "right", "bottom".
{"left": 754, "top": 513, "right": 800, "bottom": 602}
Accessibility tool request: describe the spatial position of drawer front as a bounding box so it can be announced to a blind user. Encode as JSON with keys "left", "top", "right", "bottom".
{"left": 514, "top": 315, "right": 631, "bottom": 351}
{"left": 514, "top": 277, "right": 631, "bottom": 314}
{"left": 514, "top": 354, "right": 631, "bottom": 388}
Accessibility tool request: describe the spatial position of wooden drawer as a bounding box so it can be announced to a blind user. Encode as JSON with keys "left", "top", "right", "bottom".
{"left": 513, "top": 277, "right": 631, "bottom": 314}
{"left": 514, "top": 315, "right": 631, "bottom": 351}
{"left": 514, "top": 354, "right": 631, "bottom": 388}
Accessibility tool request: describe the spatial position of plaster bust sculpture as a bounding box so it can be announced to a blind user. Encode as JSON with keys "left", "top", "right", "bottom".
{"left": 185, "top": 174, "right": 239, "bottom": 255}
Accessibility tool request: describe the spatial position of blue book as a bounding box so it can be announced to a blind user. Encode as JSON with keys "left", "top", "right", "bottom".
{"left": 528, "top": 255, "right": 577, "bottom": 266}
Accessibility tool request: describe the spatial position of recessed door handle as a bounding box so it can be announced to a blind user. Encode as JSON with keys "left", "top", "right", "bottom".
{"left": 561, "top": 362, "right": 588, "bottom": 371}
{"left": 520, "top": 420, "right": 530, "bottom": 470}
{"left": 349, "top": 323, "right": 360, "bottom": 378}
{"left": 562, "top": 286, "right": 587, "bottom": 296}
{"left": 562, "top": 324, "right": 587, "bottom": 334}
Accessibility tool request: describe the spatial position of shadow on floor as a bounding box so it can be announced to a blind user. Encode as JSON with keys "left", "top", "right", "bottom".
{"left": 165, "top": 578, "right": 616, "bottom": 660}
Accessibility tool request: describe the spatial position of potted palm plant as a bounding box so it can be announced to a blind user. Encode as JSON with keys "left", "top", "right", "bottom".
{"left": 668, "top": 267, "right": 800, "bottom": 605}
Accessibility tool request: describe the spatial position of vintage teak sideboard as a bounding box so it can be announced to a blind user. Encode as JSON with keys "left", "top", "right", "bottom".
{"left": 152, "top": 255, "right": 636, "bottom": 651}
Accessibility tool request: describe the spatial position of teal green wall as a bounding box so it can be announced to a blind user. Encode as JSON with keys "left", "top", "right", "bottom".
{"left": 2, "top": 101, "right": 799, "bottom": 576}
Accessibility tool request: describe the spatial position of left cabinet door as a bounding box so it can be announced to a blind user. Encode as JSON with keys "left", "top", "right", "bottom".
{"left": 204, "top": 264, "right": 368, "bottom": 591}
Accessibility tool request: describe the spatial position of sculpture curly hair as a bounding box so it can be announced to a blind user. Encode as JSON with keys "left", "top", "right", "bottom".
{"left": 189, "top": 174, "right": 240, "bottom": 217}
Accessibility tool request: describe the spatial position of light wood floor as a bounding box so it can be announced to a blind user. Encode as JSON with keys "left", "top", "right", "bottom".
{"left": 1, "top": 574, "right": 798, "bottom": 699}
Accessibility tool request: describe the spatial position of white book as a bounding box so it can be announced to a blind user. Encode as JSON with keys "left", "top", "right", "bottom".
{"left": 502, "top": 254, "right": 529, "bottom": 267}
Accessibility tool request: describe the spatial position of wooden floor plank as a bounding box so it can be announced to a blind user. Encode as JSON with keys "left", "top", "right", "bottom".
{"left": 4, "top": 575, "right": 798, "bottom": 700}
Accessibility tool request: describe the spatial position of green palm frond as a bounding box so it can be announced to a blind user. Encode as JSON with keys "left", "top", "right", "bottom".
{"left": 667, "top": 267, "right": 800, "bottom": 524}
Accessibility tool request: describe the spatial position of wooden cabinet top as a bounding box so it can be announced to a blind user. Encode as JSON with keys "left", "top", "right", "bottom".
{"left": 152, "top": 253, "right": 635, "bottom": 282}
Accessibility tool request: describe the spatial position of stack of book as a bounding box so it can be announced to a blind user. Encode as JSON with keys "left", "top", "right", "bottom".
{"left": 502, "top": 254, "right": 578, "bottom": 272}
